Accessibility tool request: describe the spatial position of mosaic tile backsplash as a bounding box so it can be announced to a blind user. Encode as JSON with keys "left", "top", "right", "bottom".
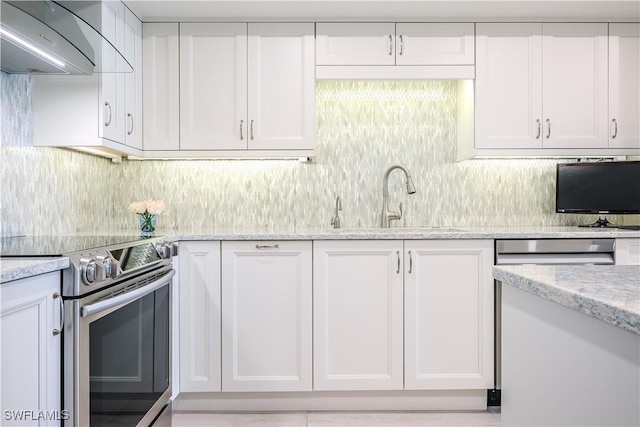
{"left": 1, "top": 74, "right": 621, "bottom": 236}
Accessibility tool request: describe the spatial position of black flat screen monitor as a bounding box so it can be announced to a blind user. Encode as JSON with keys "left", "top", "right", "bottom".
{"left": 556, "top": 161, "right": 640, "bottom": 219}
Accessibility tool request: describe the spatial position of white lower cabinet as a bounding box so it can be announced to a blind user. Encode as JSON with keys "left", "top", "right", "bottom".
{"left": 221, "top": 241, "right": 312, "bottom": 392}
{"left": 615, "top": 238, "right": 640, "bottom": 265}
{"left": 313, "top": 239, "right": 494, "bottom": 391}
{"left": 0, "top": 272, "right": 62, "bottom": 426}
{"left": 404, "top": 240, "right": 494, "bottom": 390}
{"left": 313, "top": 240, "right": 404, "bottom": 391}
{"left": 179, "top": 241, "right": 222, "bottom": 392}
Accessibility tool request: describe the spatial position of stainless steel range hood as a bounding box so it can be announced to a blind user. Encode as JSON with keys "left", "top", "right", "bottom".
{"left": 1, "top": 1, "right": 132, "bottom": 75}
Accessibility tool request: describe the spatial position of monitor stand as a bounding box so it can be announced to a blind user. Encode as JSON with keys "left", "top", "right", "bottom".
{"left": 578, "top": 216, "right": 617, "bottom": 228}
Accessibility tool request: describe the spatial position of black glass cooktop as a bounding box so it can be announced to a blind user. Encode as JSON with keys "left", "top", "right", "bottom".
{"left": 0, "top": 235, "right": 155, "bottom": 257}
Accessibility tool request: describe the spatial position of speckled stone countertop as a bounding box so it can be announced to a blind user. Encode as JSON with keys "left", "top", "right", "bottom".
{"left": 2, "top": 226, "right": 638, "bottom": 283}
{"left": 1, "top": 258, "right": 69, "bottom": 284}
{"left": 493, "top": 265, "right": 640, "bottom": 335}
{"left": 169, "top": 225, "right": 640, "bottom": 241}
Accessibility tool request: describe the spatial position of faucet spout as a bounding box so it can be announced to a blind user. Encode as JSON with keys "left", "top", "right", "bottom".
{"left": 381, "top": 164, "right": 417, "bottom": 228}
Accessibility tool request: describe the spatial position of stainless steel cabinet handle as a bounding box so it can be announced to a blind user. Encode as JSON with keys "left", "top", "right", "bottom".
{"left": 256, "top": 244, "right": 279, "bottom": 250}
{"left": 240, "top": 120, "right": 244, "bottom": 140}
{"left": 388, "top": 35, "right": 393, "bottom": 56}
{"left": 408, "top": 250, "right": 413, "bottom": 274}
{"left": 396, "top": 250, "right": 400, "bottom": 274}
{"left": 536, "top": 118, "right": 541, "bottom": 139}
{"left": 611, "top": 118, "right": 618, "bottom": 139}
{"left": 399, "top": 35, "right": 404, "bottom": 56}
{"left": 127, "top": 113, "right": 134, "bottom": 135}
{"left": 545, "top": 118, "right": 551, "bottom": 139}
{"left": 250, "top": 120, "right": 255, "bottom": 140}
{"left": 104, "top": 102, "right": 112, "bottom": 127}
{"left": 52, "top": 293, "right": 64, "bottom": 336}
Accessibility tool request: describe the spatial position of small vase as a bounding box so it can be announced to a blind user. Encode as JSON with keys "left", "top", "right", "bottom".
{"left": 138, "top": 213, "right": 157, "bottom": 233}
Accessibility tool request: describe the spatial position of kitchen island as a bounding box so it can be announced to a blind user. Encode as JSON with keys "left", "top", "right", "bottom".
{"left": 493, "top": 265, "right": 640, "bottom": 427}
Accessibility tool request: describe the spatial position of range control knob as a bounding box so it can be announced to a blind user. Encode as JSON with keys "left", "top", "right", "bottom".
{"left": 155, "top": 242, "right": 176, "bottom": 259}
{"left": 81, "top": 258, "right": 98, "bottom": 285}
{"left": 96, "top": 255, "right": 119, "bottom": 279}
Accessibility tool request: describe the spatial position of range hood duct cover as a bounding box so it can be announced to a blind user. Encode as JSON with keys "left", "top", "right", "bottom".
{"left": 1, "top": 1, "right": 132, "bottom": 75}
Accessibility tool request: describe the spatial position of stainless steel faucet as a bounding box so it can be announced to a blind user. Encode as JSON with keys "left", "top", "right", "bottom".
{"left": 331, "top": 196, "right": 342, "bottom": 229}
{"left": 380, "top": 165, "right": 417, "bottom": 228}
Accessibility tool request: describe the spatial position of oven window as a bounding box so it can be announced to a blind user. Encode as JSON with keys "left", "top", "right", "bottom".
{"left": 89, "top": 286, "right": 169, "bottom": 426}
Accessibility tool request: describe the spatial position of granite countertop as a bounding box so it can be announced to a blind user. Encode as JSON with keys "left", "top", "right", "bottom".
{"left": 2, "top": 226, "right": 638, "bottom": 283}
{"left": 1, "top": 258, "right": 69, "bottom": 283}
{"left": 493, "top": 264, "right": 640, "bottom": 335}
{"left": 169, "top": 225, "right": 640, "bottom": 241}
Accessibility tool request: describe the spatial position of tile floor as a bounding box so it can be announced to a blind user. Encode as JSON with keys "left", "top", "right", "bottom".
{"left": 172, "top": 410, "right": 501, "bottom": 427}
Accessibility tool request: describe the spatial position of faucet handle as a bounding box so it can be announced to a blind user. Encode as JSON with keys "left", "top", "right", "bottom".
{"left": 398, "top": 202, "right": 403, "bottom": 220}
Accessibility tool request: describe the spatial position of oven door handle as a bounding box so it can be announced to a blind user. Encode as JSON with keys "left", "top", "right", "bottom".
{"left": 81, "top": 269, "right": 175, "bottom": 317}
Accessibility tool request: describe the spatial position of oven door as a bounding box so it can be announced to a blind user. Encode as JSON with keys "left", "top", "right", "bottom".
{"left": 64, "top": 266, "right": 174, "bottom": 427}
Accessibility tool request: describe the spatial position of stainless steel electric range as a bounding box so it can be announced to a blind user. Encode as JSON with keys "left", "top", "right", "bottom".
{"left": 1, "top": 235, "right": 177, "bottom": 427}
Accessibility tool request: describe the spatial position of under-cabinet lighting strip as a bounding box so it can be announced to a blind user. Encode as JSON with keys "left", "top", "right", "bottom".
{"left": 0, "top": 27, "right": 66, "bottom": 68}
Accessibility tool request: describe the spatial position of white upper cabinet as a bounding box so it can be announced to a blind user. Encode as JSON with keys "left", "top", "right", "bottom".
{"left": 142, "top": 23, "right": 180, "bottom": 151}
{"left": 316, "top": 23, "right": 474, "bottom": 66}
{"left": 395, "top": 23, "right": 475, "bottom": 65}
{"left": 541, "top": 23, "right": 608, "bottom": 149}
{"left": 316, "top": 22, "right": 475, "bottom": 79}
{"left": 180, "top": 23, "right": 248, "bottom": 151}
{"left": 32, "top": 1, "right": 143, "bottom": 158}
{"left": 143, "top": 22, "right": 315, "bottom": 156}
{"left": 473, "top": 22, "right": 625, "bottom": 156}
{"left": 124, "top": 6, "right": 142, "bottom": 150}
{"left": 609, "top": 23, "right": 640, "bottom": 150}
{"left": 475, "top": 23, "right": 543, "bottom": 150}
{"left": 316, "top": 23, "right": 396, "bottom": 65}
{"left": 248, "top": 23, "right": 316, "bottom": 150}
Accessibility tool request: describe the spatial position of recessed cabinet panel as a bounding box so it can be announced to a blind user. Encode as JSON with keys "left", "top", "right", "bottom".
{"left": 475, "top": 23, "right": 543, "bottom": 149}
{"left": 143, "top": 23, "right": 180, "bottom": 151}
{"left": 316, "top": 23, "right": 396, "bottom": 65}
{"left": 179, "top": 241, "right": 222, "bottom": 392}
{"left": 1, "top": 273, "right": 61, "bottom": 427}
{"left": 396, "top": 23, "right": 475, "bottom": 65}
{"left": 180, "top": 23, "right": 248, "bottom": 150}
{"left": 541, "top": 23, "right": 608, "bottom": 149}
{"left": 609, "top": 23, "right": 640, "bottom": 150}
{"left": 404, "top": 240, "right": 494, "bottom": 390}
{"left": 313, "top": 240, "right": 404, "bottom": 391}
{"left": 221, "top": 241, "right": 312, "bottom": 392}
{"left": 248, "top": 23, "right": 315, "bottom": 150}
{"left": 124, "top": 7, "right": 142, "bottom": 150}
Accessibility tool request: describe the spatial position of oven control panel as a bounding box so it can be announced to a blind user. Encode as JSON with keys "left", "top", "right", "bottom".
{"left": 80, "top": 254, "right": 119, "bottom": 285}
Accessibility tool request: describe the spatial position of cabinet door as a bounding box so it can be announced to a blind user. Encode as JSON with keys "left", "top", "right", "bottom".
{"left": 396, "top": 23, "right": 474, "bottom": 65}
{"left": 124, "top": 7, "right": 142, "bottom": 150}
{"left": 180, "top": 23, "right": 248, "bottom": 150}
{"left": 615, "top": 238, "right": 640, "bottom": 265}
{"left": 221, "top": 241, "right": 312, "bottom": 392}
{"left": 143, "top": 23, "right": 180, "bottom": 150}
{"left": 313, "top": 240, "right": 404, "bottom": 391}
{"left": 475, "top": 23, "right": 543, "bottom": 149}
{"left": 609, "top": 23, "right": 640, "bottom": 150}
{"left": 99, "top": 1, "right": 126, "bottom": 143}
{"left": 247, "top": 23, "right": 315, "bottom": 150}
{"left": 179, "top": 241, "right": 222, "bottom": 392}
{"left": 316, "top": 23, "right": 396, "bottom": 65}
{"left": 542, "top": 23, "right": 608, "bottom": 149}
{"left": 1, "top": 272, "right": 61, "bottom": 427}
{"left": 404, "top": 240, "right": 494, "bottom": 390}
